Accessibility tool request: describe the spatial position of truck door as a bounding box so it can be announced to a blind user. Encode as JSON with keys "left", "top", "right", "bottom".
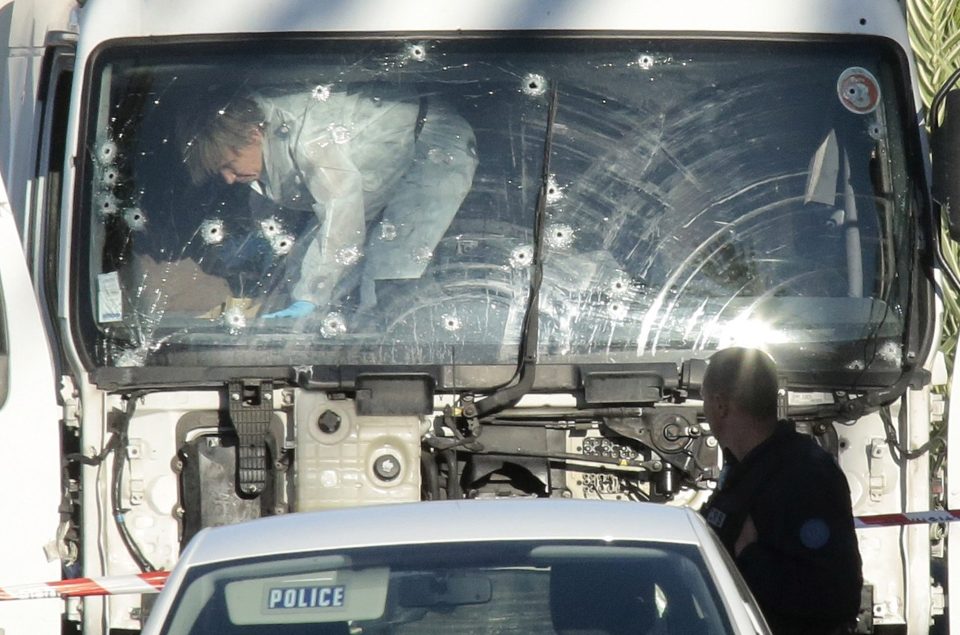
{"left": 0, "top": 172, "right": 64, "bottom": 632}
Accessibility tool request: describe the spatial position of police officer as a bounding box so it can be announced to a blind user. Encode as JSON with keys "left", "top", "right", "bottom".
{"left": 700, "top": 347, "right": 863, "bottom": 635}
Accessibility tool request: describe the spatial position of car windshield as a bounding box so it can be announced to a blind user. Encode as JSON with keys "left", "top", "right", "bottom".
{"left": 79, "top": 37, "right": 917, "bottom": 383}
{"left": 158, "top": 540, "right": 733, "bottom": 634}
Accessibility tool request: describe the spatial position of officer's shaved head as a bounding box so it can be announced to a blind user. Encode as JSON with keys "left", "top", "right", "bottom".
{"left": 702, "top": 347, "right": 779, "bottom": 422}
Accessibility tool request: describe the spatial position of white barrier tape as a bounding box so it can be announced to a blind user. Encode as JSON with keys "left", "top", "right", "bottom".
{"left": 0, "top": 571, "right": 169, "bottom": 601}
{"left": 855, "top": 509, "right": 960, "bottom": 529}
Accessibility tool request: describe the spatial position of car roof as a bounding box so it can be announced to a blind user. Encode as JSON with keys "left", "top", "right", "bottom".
{"left": 180, "top": 499, "right": 705, "bottom": 567}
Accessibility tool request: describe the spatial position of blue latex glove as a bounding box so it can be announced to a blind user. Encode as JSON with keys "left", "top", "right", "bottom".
{"left": 262, "top": 300, "right": 317, "bottom": 319}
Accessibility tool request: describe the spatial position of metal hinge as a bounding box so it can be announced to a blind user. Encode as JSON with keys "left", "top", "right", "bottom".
{"left": 868, "top": 438, "right": 888, "bottom": 502}
{"left": 930, "top": 392, "right": 945, "bottom": 424}
{"left": 931, "top": 581, "right": 945, "bottom": 617}
{"left": 60, "top": 375, "right": 81, "bottom": 429}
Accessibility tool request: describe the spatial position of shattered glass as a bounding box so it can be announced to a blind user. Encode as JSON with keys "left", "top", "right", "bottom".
{"left": 77, "top": 38, "right": 917, "bottom": 382}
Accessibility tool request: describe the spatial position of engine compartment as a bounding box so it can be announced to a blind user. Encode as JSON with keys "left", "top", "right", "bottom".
{"left": 65, "top": 380, "right": 723, "bottom": 579}
{"left": 168, "top": 385, "right": 721, "bottom": 531}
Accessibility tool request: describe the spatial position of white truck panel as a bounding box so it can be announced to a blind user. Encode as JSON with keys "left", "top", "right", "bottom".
{"left": 0, "top": 167, "right": 62, "bottom": 632}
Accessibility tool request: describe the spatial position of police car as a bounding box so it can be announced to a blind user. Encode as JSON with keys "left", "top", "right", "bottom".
{"left": 141, "top": 500, "right": 769, "bottom": 634}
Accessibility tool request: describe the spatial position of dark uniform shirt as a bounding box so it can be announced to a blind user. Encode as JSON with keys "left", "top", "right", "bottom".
{"left": 701, "top": 422, "right": 863, "bottom": 634}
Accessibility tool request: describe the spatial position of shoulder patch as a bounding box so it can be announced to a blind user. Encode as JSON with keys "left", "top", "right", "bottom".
{"left": 799, "top": 518, "right": 830, "bottom": 549}
{"left": 706, "top": 508, "right": 727, "bottom": 529}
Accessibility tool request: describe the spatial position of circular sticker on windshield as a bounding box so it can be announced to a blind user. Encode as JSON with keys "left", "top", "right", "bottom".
{"left": 837, "top": 67, "right": 880, "bottom": 114}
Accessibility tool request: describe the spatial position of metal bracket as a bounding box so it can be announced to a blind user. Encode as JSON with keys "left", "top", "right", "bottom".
{"left": 868, "top": 438, "right": 888, "bottom": 502}
{"left": 228, "top": 380, "right": 274, "bottom": 497}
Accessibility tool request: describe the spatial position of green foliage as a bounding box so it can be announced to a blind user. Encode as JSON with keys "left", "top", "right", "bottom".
{"left": 908, "top": 0, "right": 960, "bottom": 106}
{"left": 907, "top": 0, "right": 960, "bottom": 369}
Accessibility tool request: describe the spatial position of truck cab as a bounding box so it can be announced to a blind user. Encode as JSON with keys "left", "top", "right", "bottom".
{"left": 0, "top": 0, "right": 951, "bottom": 632}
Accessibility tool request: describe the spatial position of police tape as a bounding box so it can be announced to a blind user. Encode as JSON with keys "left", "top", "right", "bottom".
{"left": 6, "top": 510, "right": 960, "bottom": 600}
{"left": 0, "top": 571, "right": 169, "bottom": 601}
{"left": 855, "top": 509, "right": 960, "bottom": 529}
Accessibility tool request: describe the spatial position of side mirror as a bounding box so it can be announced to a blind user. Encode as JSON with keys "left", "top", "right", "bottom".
{"left": 932, "top": 87, "right": 960, "bottom": 241}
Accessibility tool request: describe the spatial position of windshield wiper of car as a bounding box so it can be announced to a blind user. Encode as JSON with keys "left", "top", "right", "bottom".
{"left": 471, "top": 82, "right": 559, "bottom": 419}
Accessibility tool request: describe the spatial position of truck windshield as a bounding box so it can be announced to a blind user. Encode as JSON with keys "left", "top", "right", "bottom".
{"left": 79, "top": 37, "right": 918, "bottom": 383}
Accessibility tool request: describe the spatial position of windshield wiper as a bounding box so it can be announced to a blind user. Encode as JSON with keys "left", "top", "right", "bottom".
{"left": 472, "top": 83, "right": 559, "bottom": 418}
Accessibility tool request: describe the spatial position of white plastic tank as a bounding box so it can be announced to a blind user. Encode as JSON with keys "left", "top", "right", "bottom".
{"left": 294, "top": 391, "right": 422, "bottom": 509}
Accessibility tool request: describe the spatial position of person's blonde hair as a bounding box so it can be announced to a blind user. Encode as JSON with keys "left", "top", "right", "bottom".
{"left": 177, "top": 94, "right": 264, "bottom": 185}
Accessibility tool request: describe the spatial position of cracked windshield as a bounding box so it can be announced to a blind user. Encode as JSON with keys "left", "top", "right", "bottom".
{"left": 82, "top": 38, "right": 913, "bottom": 377}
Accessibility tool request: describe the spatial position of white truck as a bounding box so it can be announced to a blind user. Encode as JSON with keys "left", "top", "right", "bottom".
{"left": 0, "top": 0, "right": 955, "bottom": 632}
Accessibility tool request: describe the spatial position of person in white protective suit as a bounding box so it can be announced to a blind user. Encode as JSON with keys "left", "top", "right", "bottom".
{"left": 178, "top": 86, "right": 478, "bottom": 318}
